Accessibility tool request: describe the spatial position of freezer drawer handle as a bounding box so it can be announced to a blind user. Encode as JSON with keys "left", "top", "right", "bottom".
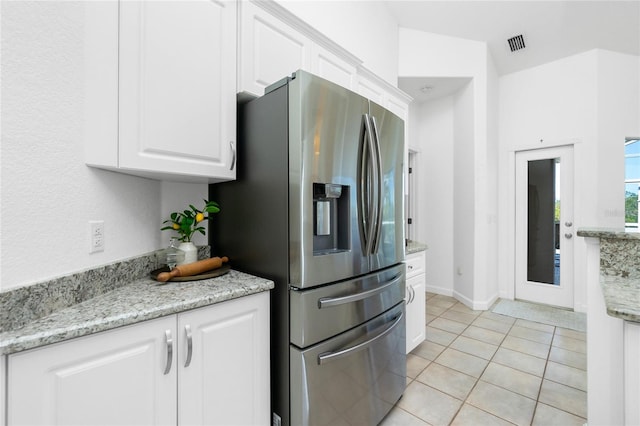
{"left": 317, "top": 312, "right": 404, "bottom": 365}
{"left": 317, "top": 274, "right": 402, "bottom": 309}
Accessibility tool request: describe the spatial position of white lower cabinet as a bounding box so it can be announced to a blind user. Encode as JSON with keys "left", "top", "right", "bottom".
{"left": 178, "top": 294, "right": 270, "bottom": 426}
{"left": 405, "top": 251, "right": 426, "bottom": 354}
{"left": 6, "top": 292, "right": 270, "bottom": 426}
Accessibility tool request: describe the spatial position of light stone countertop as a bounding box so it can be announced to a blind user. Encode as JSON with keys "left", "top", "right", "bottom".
{"left": 577, "top": 228, "right": 640, "bottom": 323}
{"left": 0, "top": 248, "right": 274, "bottom": 356}
{"left": 0, "top": 270, "right": 273, "bottom": 356}
{"left": 406, "top": 240, "right": 428, "bottom": 255}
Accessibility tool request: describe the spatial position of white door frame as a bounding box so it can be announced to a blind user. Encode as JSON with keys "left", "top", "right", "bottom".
{"left": 514, "top": 145, "right": 575, "bottom": 309}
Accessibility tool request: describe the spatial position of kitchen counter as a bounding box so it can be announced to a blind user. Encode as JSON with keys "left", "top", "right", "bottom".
{"left": 406, "top": 240, "right": 428, "bottom": 255}
{"left": 577, "top": 227, "right": 640, "bottom": 322}
{"left": 0, "top": 249, "right": 273, "bottom": 356}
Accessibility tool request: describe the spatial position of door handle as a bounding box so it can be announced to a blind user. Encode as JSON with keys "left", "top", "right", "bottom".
{"left": 318, "top": 274, "right": 402, "bottom": 308}
{"left": 163, "top": 329, "right": 173, "bottom": 375}
{"left": 565, "top": 233, "right": 573, "bottom": 239}
{"left": 565, "top": 221, "right": 573, "bottom": 227}
{"left": 317, "top": 313, "right": 403, "bottom": 365}
{"left": 184, "top": 324, "right": 193, "bottom": 368}
{"left": 229, "top": 141, "right": 236, "bottom": 171}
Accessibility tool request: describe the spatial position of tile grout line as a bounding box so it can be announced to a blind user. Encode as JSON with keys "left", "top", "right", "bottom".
{"left": 420, "top": 295, "right": 587, "bottom": 425}
{"left": 429, "top": 300, "right": 522, "bottom": 425}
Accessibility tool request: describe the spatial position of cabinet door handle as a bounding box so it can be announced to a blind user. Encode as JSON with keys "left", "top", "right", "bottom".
{"left": 164, "top": 329, "right": 173, "bottom": 375}
{"left": 229, "top": 141, "right": 236, "bottom": 171}
{"left": 184, "top": 324, "right": 193, "bottom": 368}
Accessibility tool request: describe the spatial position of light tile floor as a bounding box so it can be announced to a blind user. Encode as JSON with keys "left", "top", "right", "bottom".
{"left": 381, "top": 293, "right": 587, "bottom": 426}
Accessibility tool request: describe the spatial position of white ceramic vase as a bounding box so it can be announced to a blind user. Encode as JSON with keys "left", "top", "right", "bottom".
{"left": 177, "top": 241, "right": 198, "bottom": 265}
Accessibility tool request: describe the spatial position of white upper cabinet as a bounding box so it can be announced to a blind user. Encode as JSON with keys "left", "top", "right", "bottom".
{"left": 238, "top": 0, "right": 358, "bottom": 97}
{"left": 85, "top": 0, "right": 237, "bottom": 183}
{"left": 311, "top": 44, "right": 357, "bottom": 91}
{"left": 238, "top": 1, "right": 312, "bottom": 96}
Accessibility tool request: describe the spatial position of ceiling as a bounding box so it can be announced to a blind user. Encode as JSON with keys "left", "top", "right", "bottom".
{"left": 388, "top": 1, "right": 640, "bottom": 103}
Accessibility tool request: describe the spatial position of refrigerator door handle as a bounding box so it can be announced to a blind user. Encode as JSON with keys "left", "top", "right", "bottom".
{"left": 369, "top": 115, "right": 384, "bottom": 254}
{"left": 359, "top": 114, "right": 374, "bottom": 256}
{"left": 317, "top": 274, "right": 403, "bottom": 309}
{"left": 317, "top": 312, "right": 404, "bottom": 365}
{"left": 362, "top": 114, "right": 377, "bottom": 255}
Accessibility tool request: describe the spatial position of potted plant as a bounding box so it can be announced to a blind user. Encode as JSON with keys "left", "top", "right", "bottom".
{"left": 161, "top": 200, "right": 220, "bottom": 264}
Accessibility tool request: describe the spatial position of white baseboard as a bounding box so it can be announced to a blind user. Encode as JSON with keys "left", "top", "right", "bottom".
{"left": 425, "top": 285, "right": 453, "bottom": 297}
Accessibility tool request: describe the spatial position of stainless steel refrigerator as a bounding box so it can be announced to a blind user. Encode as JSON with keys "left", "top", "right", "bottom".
{"left": 210, "top": 70, "right": 406, "bottom": 426}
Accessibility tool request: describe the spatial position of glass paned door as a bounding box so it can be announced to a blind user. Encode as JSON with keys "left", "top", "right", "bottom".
{"left": 515, "top": 146, "right": 574, "bottom": 309}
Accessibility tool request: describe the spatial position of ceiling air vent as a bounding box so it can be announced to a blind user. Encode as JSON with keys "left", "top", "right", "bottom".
{"left": 507, "top": 34, "right": 526, "bottom": 52}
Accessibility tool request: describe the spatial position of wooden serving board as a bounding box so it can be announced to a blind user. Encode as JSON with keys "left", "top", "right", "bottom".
{"left": 151, "top": 264, "right": 231, "bottom": 283}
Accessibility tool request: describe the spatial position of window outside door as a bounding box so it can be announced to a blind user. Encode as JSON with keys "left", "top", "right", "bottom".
{"left": 515, "top": 146, "right": 574, "bottom": 309}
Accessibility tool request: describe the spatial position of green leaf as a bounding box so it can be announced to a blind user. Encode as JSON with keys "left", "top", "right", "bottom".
{"left": 160, "top": 226, "right": 174, "bottom": 231}
{"left": 204, "top": 206, "right": 220, "bottom": 213}
{"left": 170, "top": 212, "right": 178, "bottom": 221}
{"left": 197, "top": 229, "right": 206, "bottom": 235}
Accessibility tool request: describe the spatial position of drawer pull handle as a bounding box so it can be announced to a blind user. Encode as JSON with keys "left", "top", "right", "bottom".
{"left": 318, "top": 274, "right": 402, "bottom": 309}
{"left": 184, "top": 324, "right": 193, "bottom": 368}
{"left": 164, "top": 329, "right": 173, "bottom": 375}
{"left": 318, "top": 313, "right": 404, "bottom": 365}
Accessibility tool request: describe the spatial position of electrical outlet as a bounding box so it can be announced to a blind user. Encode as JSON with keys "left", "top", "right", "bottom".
{"left": 89, "top": 220, "right": 104, "bottom": 253}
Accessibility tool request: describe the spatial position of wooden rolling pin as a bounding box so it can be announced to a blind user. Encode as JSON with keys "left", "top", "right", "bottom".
{"left": 157, "top": 256, "right": 229, "bottom": 282}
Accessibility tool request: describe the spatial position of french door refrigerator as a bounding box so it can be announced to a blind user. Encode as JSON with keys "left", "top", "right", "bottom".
{"left": 210, "top": 70, "right": 406, "bottom": 426}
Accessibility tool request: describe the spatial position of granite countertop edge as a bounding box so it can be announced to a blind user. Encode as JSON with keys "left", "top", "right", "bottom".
{"left": 577, "top": 227, "right": 640, "bottom": 240}
{"left": 406, "top": 240, "right": 428, "bottom": 255}
{"left": 601, "top": 275, "right": 640, "bottom": 323}
{"left": 0, "top": 270, "right": 274, "bottom": 356}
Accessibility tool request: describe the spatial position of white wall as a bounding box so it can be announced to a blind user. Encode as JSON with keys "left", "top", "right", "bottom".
{"left": 415, "top": 96, "right": 455, "bottom": 295}
{"left": 596, "top": 50, "right": 640, "bottom": 227}
{"left": 277, "top": 0, "right": 399, "bottom": 84}
{"left": 0, "top": 2, "right": 209, "bottom": 291}
{"left": 483, "top": 52, "right": 500, "bottom": 305}
{"left": 399, "top": 29, "right": 498, "bottom": 309}
{"left": 452, "top": 82, "right": 476, "bottom": 306}
{"left": 498, "top": 49, "right": 639, "bottom": 311}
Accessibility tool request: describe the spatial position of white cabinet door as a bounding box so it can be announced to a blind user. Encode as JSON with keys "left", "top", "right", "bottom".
{"left": 178, "top": 292, "right": 270, "bottom": 426}
{"left": 406, "top": 274, "right": 426, "bottom": 354}
{"left": 311, "top": 44, "right": 356, "bottom": 91}
{"left": 405, "top": 251, "right": 426, "bottom": 354}
{"left": 239, "top": 1, "right": 312, "bottom": 96}
{"left": 355, "top": 76, "right": 386, "bottom": 106}
{"left": 85, "top": 0, "right": 237, "bottom": 182}
{"left": 118, "top": 0, "right": 237, "bottom": 181}
{"left": 7, "top": 316, "right": 177, "bottom": 426}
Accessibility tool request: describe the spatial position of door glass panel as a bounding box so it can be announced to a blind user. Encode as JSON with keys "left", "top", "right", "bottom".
{"left": 527, "top": 158, "right": 560, "bottom": 285}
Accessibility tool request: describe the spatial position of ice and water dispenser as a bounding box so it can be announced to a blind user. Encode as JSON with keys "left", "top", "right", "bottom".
{"left": 313, "top": 183, "right": 349, "bottom": 255}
